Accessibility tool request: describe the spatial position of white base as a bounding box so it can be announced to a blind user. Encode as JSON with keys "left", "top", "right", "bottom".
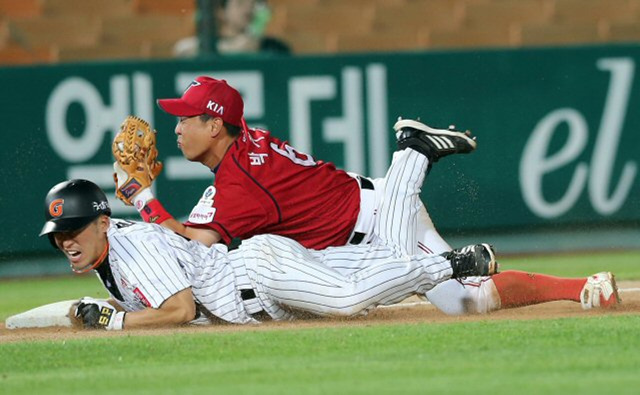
{"left": 5, "top": 300, "right": 86, "bottom": 329}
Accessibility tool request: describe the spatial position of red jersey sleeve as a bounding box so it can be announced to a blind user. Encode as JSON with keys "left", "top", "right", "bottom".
{"left": 184, "top": 179, "right": 275, "bottom": 245}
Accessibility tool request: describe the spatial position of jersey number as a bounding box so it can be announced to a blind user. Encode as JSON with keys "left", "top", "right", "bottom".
{"left": 270, "top": 143, "right": 316, "bottom": 167}
{"left": 114, "top": 219, "right": 135, "bottom": 229}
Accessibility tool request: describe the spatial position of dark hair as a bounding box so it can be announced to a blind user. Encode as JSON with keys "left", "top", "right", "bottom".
{"left": 198, "top": 114, "right": 242, "bottom": 137}
{"left": 224, "top": 122, "right": 241, "bottom": 137}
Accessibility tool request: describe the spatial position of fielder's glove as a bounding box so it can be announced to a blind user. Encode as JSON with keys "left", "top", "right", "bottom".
{"left": 75, "top": 297, "right": 125, "bottom": 330}
{"left": 112, "top": 116, "right": 163, "bottom": 206}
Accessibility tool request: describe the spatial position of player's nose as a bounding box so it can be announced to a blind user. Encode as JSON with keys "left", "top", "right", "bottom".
{"left": 53, "top": 233, "right": 71, "bottom": 248}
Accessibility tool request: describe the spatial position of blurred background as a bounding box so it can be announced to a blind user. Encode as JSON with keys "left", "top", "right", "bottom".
{"left": 1, "top": 0, "right": 639, "bottom": 277}
{"left": 2, "top": 0, "right": 640, "bottom": 63}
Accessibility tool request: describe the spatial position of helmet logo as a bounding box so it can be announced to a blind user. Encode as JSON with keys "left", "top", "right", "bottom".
{"left": 49, "top": 199, "right": 64, "bottom": 217}
{"left": 92, "top": 201, "right": 110, "bottom": 211}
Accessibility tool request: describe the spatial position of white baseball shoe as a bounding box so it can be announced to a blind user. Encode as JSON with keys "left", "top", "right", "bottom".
{"left": 580, "top": 272, "right": 621, "bottom": 309}
{"left": 394, "top": 118, "right": 477, "bottom": 162}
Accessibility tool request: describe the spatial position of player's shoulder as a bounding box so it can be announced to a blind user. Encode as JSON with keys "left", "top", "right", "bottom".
{"left": 221, "top": 128, "right": 280, "bottom": 175}
{"left": 236, "top": 128, "right": 278, "bottom": 149}
{"left": 247, "top": 127, "right": 273, "bottom": 138}
{"left": 108, "top": 218, "right": 156, "bottom": 241}
{"left": 108, "top": 219, "right": 187, "bottom": 255}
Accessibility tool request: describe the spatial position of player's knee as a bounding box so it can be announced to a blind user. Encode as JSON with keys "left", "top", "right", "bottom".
{"left": 426, "top": 278, "right": 501, "bottom": 316}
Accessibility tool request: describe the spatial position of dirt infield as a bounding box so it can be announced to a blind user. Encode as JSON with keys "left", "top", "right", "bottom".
{"left": 2, "top": 281, "right": 639, "bottom": 344}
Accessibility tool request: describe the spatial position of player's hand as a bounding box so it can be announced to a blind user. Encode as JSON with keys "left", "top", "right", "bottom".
{"left": 74, "top": 297, "right": 125, "bottom": 331}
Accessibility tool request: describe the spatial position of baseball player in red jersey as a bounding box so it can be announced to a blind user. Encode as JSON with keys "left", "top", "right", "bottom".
{"left": 119, "top": 75, "right": 620, "bottom": 315}
{"left": 149, "top": 77, "right": 362, "bottom": 248}
{"left": 183, "top": 127, "right": 360, "bottom": 248}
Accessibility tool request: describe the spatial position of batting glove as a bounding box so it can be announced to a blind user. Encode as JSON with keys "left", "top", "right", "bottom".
{"left": 75, "top": 297, "right": 125, "bottom": 331}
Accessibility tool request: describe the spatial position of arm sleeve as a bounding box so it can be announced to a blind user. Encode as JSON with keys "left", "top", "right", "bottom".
{"left": 185, "top": 182, "right": 273, "bottom": 244}
{"left": 110, "top": 235, "right": 191, "bottom": 309}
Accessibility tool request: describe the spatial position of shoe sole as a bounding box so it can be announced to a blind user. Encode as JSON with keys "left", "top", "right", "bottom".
{"left": 394, "top": 119, "right": 478, "bottom": 150}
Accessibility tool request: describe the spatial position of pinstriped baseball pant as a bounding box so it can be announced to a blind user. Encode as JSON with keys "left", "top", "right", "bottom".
{"left": 232, "top": 148, "right": 454, "bottom": 319}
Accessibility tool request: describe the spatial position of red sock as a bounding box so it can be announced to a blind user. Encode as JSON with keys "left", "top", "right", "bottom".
{"left": 492, "top": 270, "right": 587, "bottom": 309}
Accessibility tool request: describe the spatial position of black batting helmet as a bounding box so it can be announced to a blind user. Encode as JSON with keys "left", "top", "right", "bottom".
{"left": 40, "top": 179, "right": 111, "bottom": 246}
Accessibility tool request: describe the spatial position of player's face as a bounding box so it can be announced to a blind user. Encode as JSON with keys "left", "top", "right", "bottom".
{"left": 175, "top": 116, "right": 219, "bottom": 164}
{"left": 53, "top": 216, "right": 109, "bottom": 272}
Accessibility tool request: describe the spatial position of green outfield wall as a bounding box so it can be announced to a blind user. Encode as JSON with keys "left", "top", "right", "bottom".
{"left": 1, "top": 44, "right": 639, "bottom": 256}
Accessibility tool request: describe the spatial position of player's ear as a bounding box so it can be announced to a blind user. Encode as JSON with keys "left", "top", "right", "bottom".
{"left": 209, "top": 117, "right": 224, "bottom": 138}
{"left": 97, "top": 215, "right": 110, "bottom": 233}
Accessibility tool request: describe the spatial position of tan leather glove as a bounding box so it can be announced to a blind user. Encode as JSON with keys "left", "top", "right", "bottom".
{"left": 112, "top": 116, "right": 163, "bottom": 205}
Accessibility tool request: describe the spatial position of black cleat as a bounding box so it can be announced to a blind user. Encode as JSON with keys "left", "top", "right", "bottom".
{"left": 394, "top": 118, "right": 477, "bottom": 162}
{"left": 445, "top": 243, "right": 498, "bottom": 278}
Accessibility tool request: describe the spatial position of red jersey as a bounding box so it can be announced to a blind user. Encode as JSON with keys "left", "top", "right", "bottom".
{"left": 185, "top": 128, "right": 361, "bottom": 249}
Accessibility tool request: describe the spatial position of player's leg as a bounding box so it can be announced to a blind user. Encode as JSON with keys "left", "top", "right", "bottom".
{"left": 382, "top": 158, "right": 505, "bottom": 314}
{"left": 239, "top": 235, "right": 495, "bottom": 318}
{"left": 492, "top": 270, "right": 620, "bottom": 310}
{"left": 372, "top": 118, "right": 478, "bottom": 255}
{"left": 409, "top": 203, "right": 497, "bottom": 314}
{"left": 326, "top": 204, "right": 451, "bottom": 276}
{"left": 423, "top": 266, "right": 620, "bottom": 315}
{"left": 240, "top": 235, "right": 449, "bottom": 317}
{"left": 373, "top": 119, "right": 502, "bottom": 313}
{"left": 428, "top": 270, "right": 619, "bottom": 315}
{"left": 391, "top": 120, "right": 621, "bottom": 314}
{"left": 373, "top": 148, "right": 428, "bottom": 255}
{"left": 410, "top": 203, "right": 500, "bottom": 314}
{"left": 412, "top": 203, "right": 620, "bottom": 314}
{"left": 415, "top": 203, "right": 452, "bottom": 254}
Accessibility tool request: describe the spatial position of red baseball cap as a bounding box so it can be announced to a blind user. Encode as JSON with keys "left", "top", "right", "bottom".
{"left": 157, "top": 76, "right": 244, "bottom": 127}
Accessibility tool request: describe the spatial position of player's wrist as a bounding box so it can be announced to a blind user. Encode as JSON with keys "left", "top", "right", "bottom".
{"left": 133, "top": 188, "right": 155, "bottom": 211}
{"left": 139, "top": 198, "right": 173, "bottom": 225}
{"left": 108, "top": 311, "right": 126, "bottom": 331}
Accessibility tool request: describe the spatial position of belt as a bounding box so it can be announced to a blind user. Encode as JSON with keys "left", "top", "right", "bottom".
{"left": 348, "top": 176, "right": 375, "bottom": 245}
{"left": 357, "top": 175, "right": 374, "bottom": 191}
{"left": 241, "top": 289, "right": 257, "bottom": 300}
{"left": 349, "top": 231, "right": 366, "bottom": 244}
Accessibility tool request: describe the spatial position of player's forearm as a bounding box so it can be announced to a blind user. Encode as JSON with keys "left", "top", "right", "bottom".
{"left": 157, "top": 218, "right": 220, "bottom": 246}
{"left": 122, "top": 306, "right": 195, "bottom": 329}
{"left": 136, "top": 197, "right": 221, "bottom": 246}
{"left": 157, "top": 216, "right": 189, "bottom": 237}
{"left": 106, "top": 299, "right": 124, "bottom": 311}
{"left": 136, "top": 197, "right": 174, "bottom": 225}
{"left": 132, "top": 192, "right": 181, "bottom": 233}
{"left": 122, "top": 288, "right": 197, "bottom": 329}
